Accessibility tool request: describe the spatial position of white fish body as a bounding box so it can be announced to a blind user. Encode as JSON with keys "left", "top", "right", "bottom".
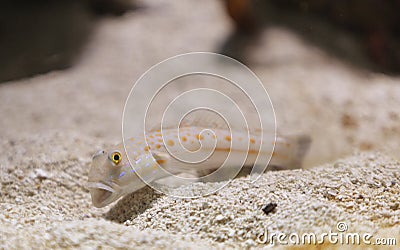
{"left": 88, "top": 126, "right": 311, "bottom": 207}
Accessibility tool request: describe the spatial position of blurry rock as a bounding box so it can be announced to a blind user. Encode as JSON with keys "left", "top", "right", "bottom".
{"left": 221, "top": 0, "right": 400, "bottom": 74}
{"left": 0, "top": 0, "right": 136, "bottom": 83}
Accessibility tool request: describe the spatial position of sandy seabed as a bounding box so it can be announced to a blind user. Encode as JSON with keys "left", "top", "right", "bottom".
{"left": 1, "top": 0, "right": 399, "bottom": 249}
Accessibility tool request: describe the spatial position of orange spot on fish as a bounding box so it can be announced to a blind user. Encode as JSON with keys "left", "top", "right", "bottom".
{"left": 181, "top": 136, "right": 187, "bottom": 142}
{"left": 225, "top": 135, "right": 231, "bottom": 141}
{"left": 158, "top": 139, "right": 163, "bottom": 143}
{"left": 167, "top": 140, "right": 175, "bottom": 146}
{"left": 271, "top": 151, "right": 287, "bottom": 159}
{"left": 214, "top": 148, "right": 258, "bottom": 154}
{"left": 250, "top": 138, "right": 255, "bottom": 144}
{"left": 156, "top": 159, "right": 166, "bottom": 165}
{"left": 144, "top": 146, "right": 150, "bottom": 151}
{"left": 196, "top": 134, "right": 204, "bottom": 140}
{"left": 155, "top": 144, "right": 161, "bottom": 149}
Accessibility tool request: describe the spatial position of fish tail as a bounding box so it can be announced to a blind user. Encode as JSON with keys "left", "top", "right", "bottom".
{"left": 270, "top": 134, "right": 312, "bottom": 170}
{"left": 292, "top": 134, "right": 312, "bottom": 168}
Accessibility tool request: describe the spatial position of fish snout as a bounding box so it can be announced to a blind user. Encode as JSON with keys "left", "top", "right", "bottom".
{"left": 87, "top": 182, "right": 118, "bottom": 208}
{"left": 89, "top": 188, "right": 114, "bottom": 208}
{"left": 88, "top": 150, "right": 118, "bottom": 207}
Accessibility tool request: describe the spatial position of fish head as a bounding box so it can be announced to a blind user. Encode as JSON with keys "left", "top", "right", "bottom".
{"left": 87, "top": 145, "right": 168, "bottom": 208}
{"left": 87, "top": 147, "right": 129, "bottom": 208}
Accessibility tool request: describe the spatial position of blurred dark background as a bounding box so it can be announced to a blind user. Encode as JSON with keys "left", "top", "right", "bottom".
{"left": 221, "top": 0, "right": 400, "bottom": 74}
{"left": 1, "top": 0, "right": 399, "bottom": 83}
{"left": 0, "top": 0, "right": 136, "bottom": 83}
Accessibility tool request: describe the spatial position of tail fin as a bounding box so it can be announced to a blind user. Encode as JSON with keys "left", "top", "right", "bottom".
{"left": 293, "top": 135, "right": 312, "bottom": 168}
{"left": 269, "top": 134, "right": 312, "bottom": 170}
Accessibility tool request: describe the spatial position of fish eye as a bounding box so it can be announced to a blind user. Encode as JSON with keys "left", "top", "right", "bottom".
{"left": 110, "top": 151, "right": 122, "bottom": 165}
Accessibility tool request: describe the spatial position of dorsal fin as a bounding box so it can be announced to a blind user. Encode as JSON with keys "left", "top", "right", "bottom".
{"left": 146, "top": 107, "right": 273, "bottom": 134}
{"left": 146, "top": 110, "right": 229, "bottom": 133}
{"left": 179, "top": 110, "right": 229, "bottom": 130}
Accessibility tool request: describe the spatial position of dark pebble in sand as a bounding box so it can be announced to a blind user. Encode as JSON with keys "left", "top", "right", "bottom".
{"left": 262, "top": 203, "right": 277, "bottom": 215}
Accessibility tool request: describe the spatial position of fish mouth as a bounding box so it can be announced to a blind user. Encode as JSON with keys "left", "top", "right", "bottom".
{"left": 87, "top": 182, "right": 120, "bottom": 208}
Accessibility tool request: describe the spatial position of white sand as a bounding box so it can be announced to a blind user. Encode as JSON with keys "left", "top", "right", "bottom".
{"left": 1, "top": 0, "right": 399, "bottom": 248}
{"left": 1, "top": 133, "right": 399, "bottom": 248}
